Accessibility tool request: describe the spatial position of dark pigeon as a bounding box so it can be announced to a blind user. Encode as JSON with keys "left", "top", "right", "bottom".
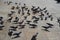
{"left": 0, "top": 21, "right": 4, "bottom": 25}
{"left": 16, "top": 6, "right": 20, "bottom": 9}
{"left": 27, "top": 10, "right": 30, "bottom": 16}
{"left": 29, "top": 24, "right": 37, "bottom": 28}
{"left": 13, "top": 17, "right": 19, "bottom": 23}
{"left": 25, "top": 20, "right": 31, "bottom": 24}
{"left": 42, "top": 26, "right": 51, "bottom": 32}
{"left": 11, "top": 6, "right": 15, "bottom": 10}
{"left": 18, "top": 9, "right": 21, "bottom": 14}
{"left": 8, "top": 31, "right": 13, "bottom": 37}
{"left": 0, "top": 17, "right": 3, "bottom": 21}
{"left": 18, "top": 24, "right": 25, "bottom": 29}
{"left": 46, "top": 23, "right": 54, "bottom": 26}
{"left": 0, "top": 25, "right": 4, "bottom": 30}
{"left": 31, "top": 33, "right": 38, "bottom": 40}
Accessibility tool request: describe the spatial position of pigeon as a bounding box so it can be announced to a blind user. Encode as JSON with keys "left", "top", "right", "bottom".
{"left": 0, "top": 25, "right": 4, "bottom": 30}
{"left": 7, "top": 17, "right": 13, "bottom": 22}
{"left": 42, "top": 26, "right": 51, "bottom": 32}
{"left": 29, "top": 24, "right": 37, "bottom": 28}
{"left": 11, "top": 6, "right": 15, "bottom": 10}
{"left": 12, "top": 32, "right": 21, "bottom": 39}
{"left": 18, "top": 24, "right": 25, "bottom": 29}
{"left": 18, "top": 9, "right": 21, "bottom": 14}
{"left": 31, "top": 33, "right": 38, "bottom": 40}
{"left": 0, "top": 21, "right": 4, "bottom": 25}
{"left": 46, "top": 23, "right": 54, "bottom": 26}
{"left": 8, "top": 31, "right": 13, "bottom": 37}
{"left": 16, "top": 6, "right": 20, "bottom": 9}
{"left": 0, "top": 17, "right": 3, "bottom": 21}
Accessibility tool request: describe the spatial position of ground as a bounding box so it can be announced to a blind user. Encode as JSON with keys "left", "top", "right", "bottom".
{"left": 0, "top": 0, "right": 60, "bottom": 40}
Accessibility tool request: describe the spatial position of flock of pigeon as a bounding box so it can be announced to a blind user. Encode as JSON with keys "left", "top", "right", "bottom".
{"left": 0, "top": 17, "right": 4, "bottom": 30}
{"left": 0, "top": 1, "right": 60, "bottom": 40}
